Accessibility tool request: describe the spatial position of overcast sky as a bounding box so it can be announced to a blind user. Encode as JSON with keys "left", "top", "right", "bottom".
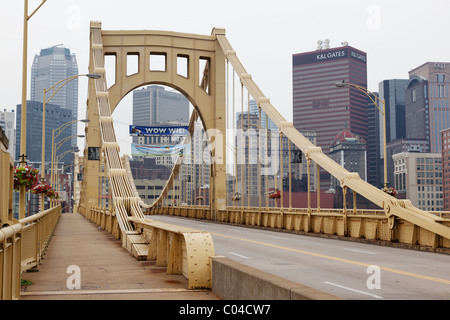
{"left": 1, "top": 0, "right": 449, "bottom": 155}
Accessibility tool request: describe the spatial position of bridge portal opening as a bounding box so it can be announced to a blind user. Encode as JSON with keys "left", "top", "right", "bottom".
{"left": 111, "top": 84, "right": 211, "bottom": 208}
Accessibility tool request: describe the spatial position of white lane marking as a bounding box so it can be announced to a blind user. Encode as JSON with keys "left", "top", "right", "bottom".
{"left": 324, "top": 281, "right": 383, "bottom": 299}
{"left": 228, "top": 252, "right": 251, "bottom": 260}
{"left": 269, "top": 235, "right": 287, "bottom": 240}
{"left": 344, "top": 248, "right": 376, "bottom": 255}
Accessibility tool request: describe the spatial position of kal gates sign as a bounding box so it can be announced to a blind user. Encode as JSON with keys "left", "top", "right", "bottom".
{"left": 293, "top": 47, "right": 367, "bottom": 66}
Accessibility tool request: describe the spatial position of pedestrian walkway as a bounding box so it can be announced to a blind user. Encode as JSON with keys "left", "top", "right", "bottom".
{"left": 20, "top": 212, "right": 221, "bottom": 300}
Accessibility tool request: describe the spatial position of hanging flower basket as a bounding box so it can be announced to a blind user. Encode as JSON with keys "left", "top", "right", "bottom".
{"left": 269, "top": 189, "right": 281, "bottom": 199}
{"left": 232, "top": 193, "right": 241, "bottom": 201}
{"left": 32, "top": 183, "right": 52, "bottom": 195}
{"left": 382, "top": 186, "right": 398, "bottom": 198}
{"left": 46, "top": 188, "right": 60, "bottom": 199}
{"left": 13, "top": 166, "right": 39, "bottom": 191}
{"left": 32, "top": 183, "right": 59, "bottom": 199}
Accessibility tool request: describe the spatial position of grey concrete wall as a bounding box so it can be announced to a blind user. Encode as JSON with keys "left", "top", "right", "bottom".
{"left": 211, "top": 256, "right": 343, "bottom": 300}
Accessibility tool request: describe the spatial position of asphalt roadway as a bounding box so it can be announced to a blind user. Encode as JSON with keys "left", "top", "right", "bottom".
{"left": 148, "top": 215, "right": 450, "bottom": 300}
{"left": 19, "top": 212, "right": 450, "bottom": 301}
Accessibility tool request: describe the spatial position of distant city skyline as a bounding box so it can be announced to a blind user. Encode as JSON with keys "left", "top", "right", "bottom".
{"left": 1, "top": 1, "right": 449, "bottom": 169}
{"left": 2, "top": 2, "right": 449, "bottom": 146}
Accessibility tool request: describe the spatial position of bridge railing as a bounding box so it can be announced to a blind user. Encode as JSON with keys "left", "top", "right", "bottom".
{"left": 0, "top": 205, "right": 61, "bottom": 300}
{"left": 82, "top": 206, "right": 120, "bottom": 239}
{"left": 20, "top": 206, "right": 61, "bottom": 272}
{"left": 147, "top": 204, "right": 450, "bottom": 249}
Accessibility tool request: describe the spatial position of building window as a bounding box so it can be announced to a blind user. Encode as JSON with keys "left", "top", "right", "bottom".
{"left": 438, "top": 85, "right": 445, "bottom": 98}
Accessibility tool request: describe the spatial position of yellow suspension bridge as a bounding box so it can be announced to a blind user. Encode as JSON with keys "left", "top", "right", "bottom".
{"left": 1, "top": 22, "right": 450, "bottom": 301}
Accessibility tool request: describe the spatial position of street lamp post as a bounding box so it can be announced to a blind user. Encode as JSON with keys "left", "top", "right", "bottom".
{"left": 49, "top": 120, "right": 88, "bottom": 208}
{"left": 335, "top": 80, "right": 388, "bottom": 187}
{"left": 40, "top": 74, "right": 100, "bottom": 212}
{"left": 20, "top": 0, "right": 47, "bottom": 219}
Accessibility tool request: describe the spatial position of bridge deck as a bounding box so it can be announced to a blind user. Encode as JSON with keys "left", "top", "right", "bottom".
{"left": 20, "top": 212, "right": 221, "bottom": 300}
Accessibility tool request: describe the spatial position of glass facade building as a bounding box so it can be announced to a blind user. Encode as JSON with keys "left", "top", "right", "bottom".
{"left": 367, "top": 94, "right": 382, "bottom": 187}
{"left": 15, "top": 101, "right": 73, "bottom": 167}
{"left": 379, "top": 79, "right": 408, "bottom": 145}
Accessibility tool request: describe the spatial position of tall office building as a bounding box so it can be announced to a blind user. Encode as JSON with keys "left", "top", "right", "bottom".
{"left": 30, "top": 45, "right": 79, "bottom": 146}
{"left": 379, "top": 79, "right": 408, "bottom": 145}
{"left": 405, "top": 62, "right": 450, "bottom": 153}
{"left": 15, "top": 101, "right": 72, "bottom": 167}
{"left": 132, "top": 85, "right": 189, "bottom": 127}
{"left": 367, "top": 94, "right": 382, "bottom": 187}
{"left": 442, "top": 127, "right": 450, "bottom": 211}
{"left": 235, "top": 112, "right": 306, "bottom": 207}
{"left": 378, "top": 79, "right": 408, "bottom": 187}
{"left": 293, "top": 44, "right": 368, "bottom": 156}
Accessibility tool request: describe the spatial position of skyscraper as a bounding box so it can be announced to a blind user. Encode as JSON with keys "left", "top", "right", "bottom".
{"left": 367, "top": 94, "right": 382, "bottom": 187}
{"left": 30, "top": 45, "right": 79, "bottom": 146}
{"left": 378, "top": 79, "right": 408, "bottom": 187}
{"left": 292, "top": 44, "right": 368, "bottom": 156}
{"left": 132, "top": 85, "right": 189, "bottom": 127}
{"left": 379, "top": 79, "right": 408, "bottom": 144}
{"left": 405, "top": 62, "right": 450, "bottom": 153}
{"left": 15, "top": 101, "right": 72, "bottom": 166}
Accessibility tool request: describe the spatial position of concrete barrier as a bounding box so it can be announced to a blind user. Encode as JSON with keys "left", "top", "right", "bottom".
{"left": 211, "top": 256, "right": 343, "bottom": 300}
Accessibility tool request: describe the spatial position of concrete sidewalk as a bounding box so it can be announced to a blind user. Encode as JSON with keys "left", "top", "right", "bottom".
{"left": 20, "top": 213, "right": 221, "bottom": 300}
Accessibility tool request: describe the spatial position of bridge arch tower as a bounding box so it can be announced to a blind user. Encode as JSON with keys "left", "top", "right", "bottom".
{"left": 81, "top": 21, "right": 227, "bottom": 216}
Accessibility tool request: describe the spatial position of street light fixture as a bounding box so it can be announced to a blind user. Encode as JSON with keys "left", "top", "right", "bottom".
{"left": 334, "top": 80, "right": 388, "bottom": 187}
{"left": 51, "top": 148, "right": 81, "bottom": 208}
{"left": 51, "top": 134, "right": 85, "bottom": 193}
